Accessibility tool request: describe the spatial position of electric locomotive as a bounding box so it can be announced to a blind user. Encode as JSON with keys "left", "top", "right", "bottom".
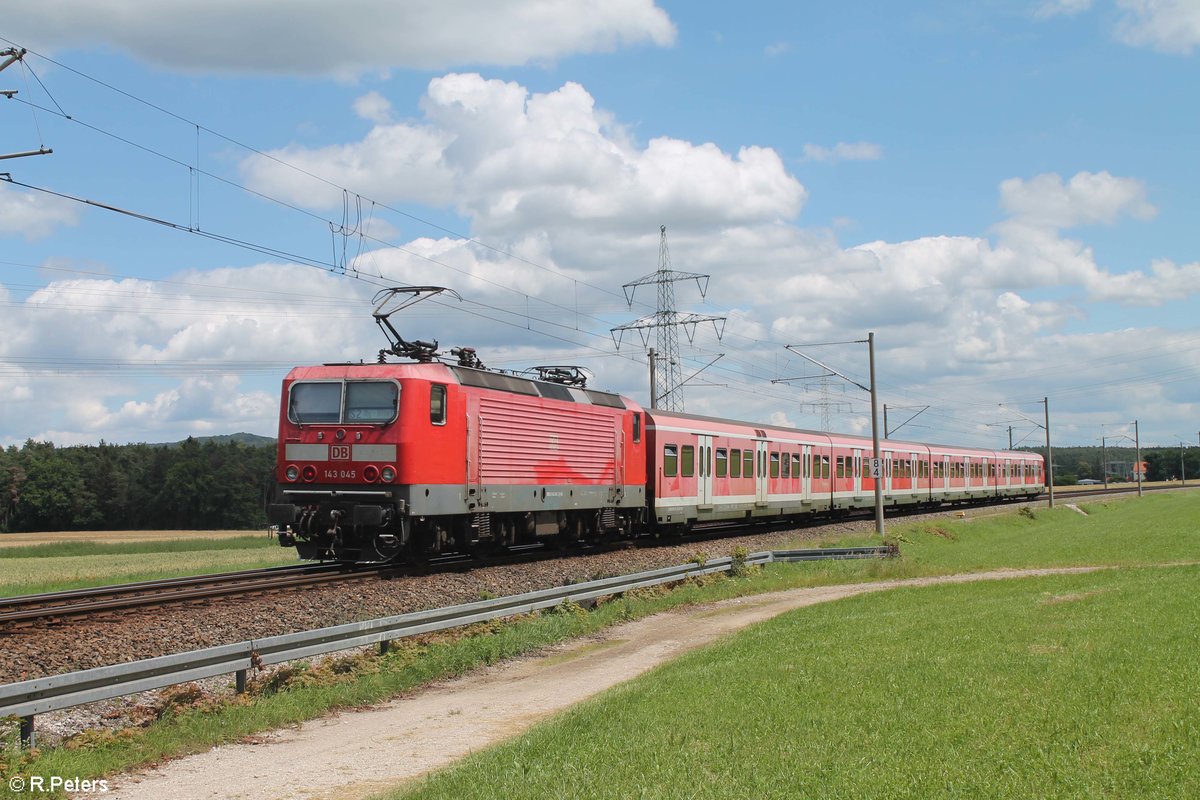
{"left": 266, "top": 359, "right": 647, "bottom": 561}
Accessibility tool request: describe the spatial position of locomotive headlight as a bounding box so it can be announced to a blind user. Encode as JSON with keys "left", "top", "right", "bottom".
{"left": 285, "top": 465, "right": 300, "bottom": 482}
{"left": 381, "top": 466, "right": 396, "bottom": 483}
{"left": 363, "top": 465, "right": 380, "bottom": 483}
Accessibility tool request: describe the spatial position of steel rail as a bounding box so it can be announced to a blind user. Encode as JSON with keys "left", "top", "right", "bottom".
{"left": 0, "top": 563, "right": 366, "bottom": 626}
{"left": 0, "top": 545, "right": 895, "bottom": 746}
{"left": 0, "top": 562, "right": 345, "bottom": 610}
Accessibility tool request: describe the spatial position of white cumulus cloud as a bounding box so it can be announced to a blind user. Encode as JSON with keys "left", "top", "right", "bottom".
{"left": 998, "top": 171, "right": 1156, "bottom": 229}
{"left": 7, "top": 0, "right": 677, "bottom": 75}
{"left": 242, "top": 73, "right": 808, "bottom": 243}
{"left": 1115, "top": 0, "right": 1200, "bottom": 54}
{"left": 0, "top": 183, "right": 81, "bottom": 240}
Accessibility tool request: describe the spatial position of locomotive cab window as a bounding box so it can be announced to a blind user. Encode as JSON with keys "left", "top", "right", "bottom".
{"left": 289, "top": 380, "right": 399, "bottom": 425}
{"left": 429, "top": 384, "right": 447, "bottom": 425}
{"left": 345, "top": 381, "right": 400, "bottom": 423}
{"left": 289, "top": 382, "right": 342, "bottom": 424}
{"left": 632, "top": 413, "right": 641, "bottom": 443}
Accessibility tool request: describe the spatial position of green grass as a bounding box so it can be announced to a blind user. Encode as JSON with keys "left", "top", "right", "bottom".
{"left": 2, "top": 491, "right": 1197, "bottom": 797}
{"left": 0, "top": 536, "right": 280, "bottom": 560}
{"left": 394, "top": 565, "right": 1199, "bottom": 800}
{"left": 826, "top": 492, "right": 1200, "bottom": 576}
{"left": 0, "top": 538, "right": 302, "bottom": 598}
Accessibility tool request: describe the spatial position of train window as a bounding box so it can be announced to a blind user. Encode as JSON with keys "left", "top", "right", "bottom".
{"left": 835, "top": 456, "right": 845, "bottom": 479}
{"left": 345, "top": 381, "right": 400, "bottom": 423}
{"left": 429, "top": 384, "right": 447, "bottom": 425}
{"left": 682, "top": 445, "right": 695, "bottom": 478}
{"left": 716, "top": 448, "right": 728, "bottom": 478}
{"left": 289, "top": 382, "right": 343, "bottom": 424}
{"left": 731, "top": 449, "right": 741, "bottom": 478}
{"left": 663, "top": 445, "right": 678, "bottom": 477}
{"left": 632, "top": 413, "right": 642, "bottom": 443}
{"left": 770, "top": 452, "right": 780, "bottom": 478}
{"left": 781, "top": 452, "right": 790, "bottom": 478}
{"left": 744, "top": 449, "right": 755, "bottom": 478}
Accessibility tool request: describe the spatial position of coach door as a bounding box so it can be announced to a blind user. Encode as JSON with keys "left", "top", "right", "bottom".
{"left": 802, "top": 444, "right": 813, "bottom": 501}
{"left": 852, "top": 447, "right": 864, "bottom": 497}
{"left": 755, "top": 439, "right": 769, "bottom": 506}
{"left": 697, "top": 434, "right": 714, "bottom": 507}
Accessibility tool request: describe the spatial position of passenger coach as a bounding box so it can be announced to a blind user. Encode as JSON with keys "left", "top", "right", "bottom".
{"left": 646, "top": 410, "right": 1043, "bottom": 530}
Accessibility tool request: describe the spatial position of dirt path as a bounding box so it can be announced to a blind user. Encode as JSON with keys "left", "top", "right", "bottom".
{"left": 103, "top": 566, "right": 1106, "bottom": 800}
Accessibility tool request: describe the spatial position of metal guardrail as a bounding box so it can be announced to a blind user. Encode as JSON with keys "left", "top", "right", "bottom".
{"left": 0, "top": 545, "right": 895, "bottom": 745}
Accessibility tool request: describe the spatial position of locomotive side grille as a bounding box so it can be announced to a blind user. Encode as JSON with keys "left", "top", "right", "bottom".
{"left": 478, "top": 397, "right": 618, "bottom": 483}
{"left": 472, "top": 513, "right": 492, "bottom": 539}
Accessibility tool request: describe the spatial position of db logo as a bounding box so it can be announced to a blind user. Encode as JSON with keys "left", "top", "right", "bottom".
{"left": 330, "top": 445, "right": 351, "bottom": 460}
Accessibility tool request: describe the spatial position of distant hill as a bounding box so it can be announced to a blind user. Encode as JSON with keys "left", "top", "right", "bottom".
{"left": 160, "top": 432, "right": 276, "bottom": 448}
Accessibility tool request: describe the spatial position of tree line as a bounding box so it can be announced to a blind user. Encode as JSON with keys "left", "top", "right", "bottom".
{"left": 1023, "top": 445, "right": 1200, "bottom": 485}
{"left": 0, "top": 437, "right": 276, "bottom": 533}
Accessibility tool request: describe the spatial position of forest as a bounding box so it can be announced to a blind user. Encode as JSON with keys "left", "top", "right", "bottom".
{"left": 0, "top": 437, "right": 276, "bottom": 533}
{"left": 1026, "top": 444, "right": 1200, "bottom": 485}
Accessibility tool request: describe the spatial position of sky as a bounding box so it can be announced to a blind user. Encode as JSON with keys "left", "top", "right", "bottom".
{"left": 1, "top": 0, "right": 1198, "bottom": 453}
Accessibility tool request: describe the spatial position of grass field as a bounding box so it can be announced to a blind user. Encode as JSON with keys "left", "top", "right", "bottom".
{"left": 2, "top": 491, "right": 1197, "bottom": 797}
{"left": 396, "top": 564, "right": 1199, "bottom": 799}
{"left": 0, "top": 529, "right": 265, "bottom": 548}
{"left": 384, "top": 492, "right": 1200, "bottom": 799}
{"left": 0, "top": 534, "right": 300, "bottom": 597}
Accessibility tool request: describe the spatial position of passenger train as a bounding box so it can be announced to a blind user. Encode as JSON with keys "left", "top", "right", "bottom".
{"left": 267, "top": 360, "right": 1045, "bottom": 562}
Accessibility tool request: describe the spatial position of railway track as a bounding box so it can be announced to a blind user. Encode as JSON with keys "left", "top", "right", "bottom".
{"left": 0, "top": 562, "right": 372, "bottom": 628}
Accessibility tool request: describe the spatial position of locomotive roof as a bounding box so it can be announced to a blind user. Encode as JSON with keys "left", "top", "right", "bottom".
{"left": 288, "top": 362, "right": 635, "bottom": 411}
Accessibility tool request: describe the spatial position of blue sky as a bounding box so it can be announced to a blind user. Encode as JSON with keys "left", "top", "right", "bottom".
{"left": 1, "top": 0, "right": 1197, "bottom": 451}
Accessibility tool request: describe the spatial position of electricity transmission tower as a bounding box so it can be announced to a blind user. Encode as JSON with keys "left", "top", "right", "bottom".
{"left": 611, "top": 226, "right": 725, "bottom": 410}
